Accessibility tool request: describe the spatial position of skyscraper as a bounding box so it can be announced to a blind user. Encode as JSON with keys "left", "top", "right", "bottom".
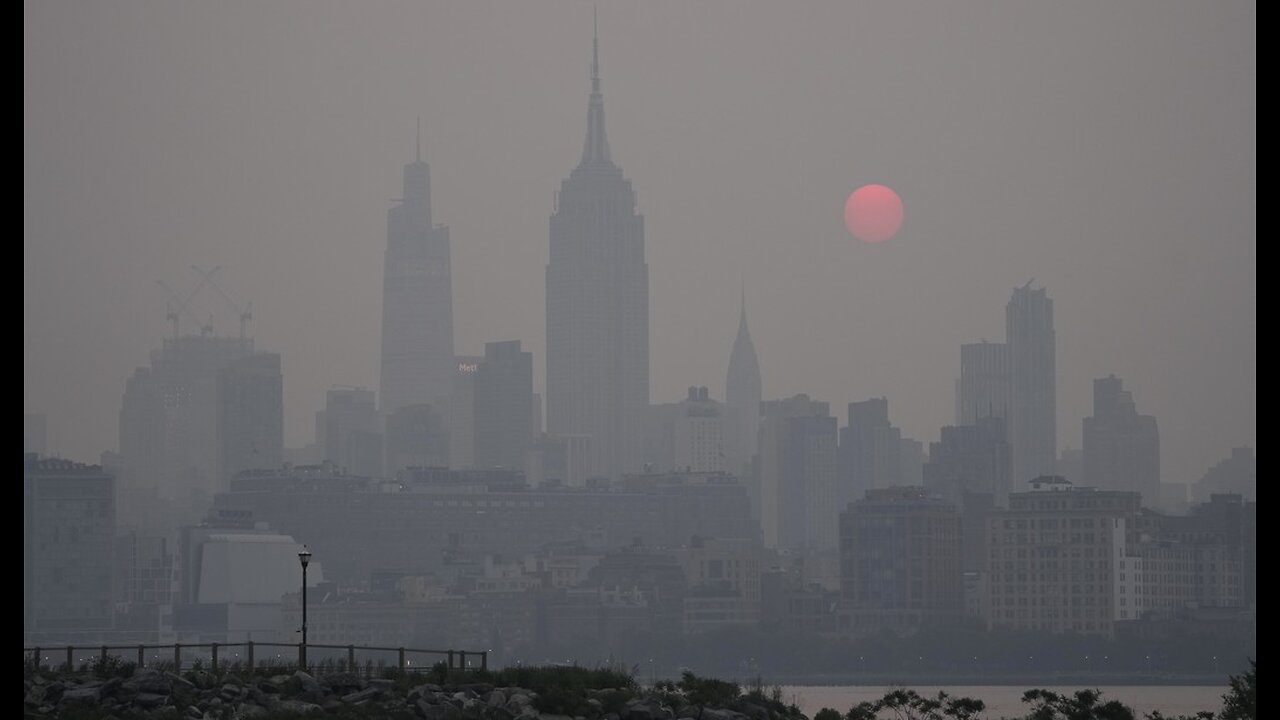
{"left": 1007, "top": 283, "right": 1056, "bottom": 483}
{"left": 474, "top": 340, "right": 534, "bottom": 472}
{"left": 1083, "top": 375, "right": 1160, "bottom": 503}
{"left": 725, "top": 291, "right": 762, "bottom": 479}
{"left": 118, "top": 334, "right": 256, "bottom": 521}
{"left": 757, "top": 395, "right": 838, "bottom": 551}
{"left": 546, "top": 22, "right": 648, "bottom": 480}
{"left": 838, "top": 398, "right": 903, "bottom": 504}
{"left": 24, "top": 456, "right": 116, "bottom": 639}
{"left": 215, "top": 352, "right": 283, "bottom": 485}
{"left": 379, "top": 128, "right": 454, "bottom": 416}
{"left": 955, "top": 340, "right": 1010, "bottom": 426}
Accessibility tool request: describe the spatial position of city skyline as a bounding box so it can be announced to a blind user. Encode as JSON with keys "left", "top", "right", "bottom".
{"left": 25, "top": 3, "right": 1255, "bottom": 488}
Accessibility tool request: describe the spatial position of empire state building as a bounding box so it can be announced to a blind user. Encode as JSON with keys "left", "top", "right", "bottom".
{"left": 546, "top": 23, "right": 648, "bottom": 481}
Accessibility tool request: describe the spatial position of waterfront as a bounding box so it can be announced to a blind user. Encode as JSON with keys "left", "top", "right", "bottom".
{"left": 783, "top": 684, "right": 1225, "bottom": 718}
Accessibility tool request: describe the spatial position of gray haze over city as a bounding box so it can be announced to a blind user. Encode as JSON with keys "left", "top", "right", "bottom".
{"left": 26, "top": 3, "right": 1254, "bottom": 483}
{"left": 24, "top": 0, "right": 1255, "bottom": 698}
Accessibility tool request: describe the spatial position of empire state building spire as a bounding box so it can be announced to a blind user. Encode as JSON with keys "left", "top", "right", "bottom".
{"left": 580, "top": 10, "right": 612, "bottom": 167}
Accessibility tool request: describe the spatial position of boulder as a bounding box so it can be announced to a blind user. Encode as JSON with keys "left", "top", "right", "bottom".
{"left": 277, "top": 699, "right": 325, "bottom": 714}
{"left": 342, "top": 687, "right": 384, "bottom": 704}
{"left": 135, "top": 692, "right": 169, "bottom": 709}
{"left": 324, "top": 672, "right": 366, "bottom": 694}
{"left": 60, "top": 686, "right": 102, "bottom": 705}
{"left": 488, "top": 690, "right": 509, "bottom": 707}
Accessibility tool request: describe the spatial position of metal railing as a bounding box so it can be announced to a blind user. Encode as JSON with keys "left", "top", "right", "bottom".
{"left": 23, "top": 642, "right": 488, "bottom": 675}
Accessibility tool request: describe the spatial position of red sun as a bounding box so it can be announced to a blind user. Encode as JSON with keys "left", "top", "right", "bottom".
{"left": 844, "top": 184, "right": 904, "bottom": 243}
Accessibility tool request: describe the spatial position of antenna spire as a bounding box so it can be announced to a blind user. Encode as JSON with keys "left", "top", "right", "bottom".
{"left": 415, "top": 117, "right": 421, "bottom": 163}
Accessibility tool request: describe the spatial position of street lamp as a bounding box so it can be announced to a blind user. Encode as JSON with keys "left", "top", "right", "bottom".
{"left": 298, "top": 546, "right": 312, "bottom": 668}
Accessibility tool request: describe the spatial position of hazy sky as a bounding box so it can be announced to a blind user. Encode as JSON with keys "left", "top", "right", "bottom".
{"left": 24, "top": 2, "right": 1255, "bottom": 486}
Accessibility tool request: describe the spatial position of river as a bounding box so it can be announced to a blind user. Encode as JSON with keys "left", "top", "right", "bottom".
{"left": 780, "top": 684, "right": 1224, "bottom": 718}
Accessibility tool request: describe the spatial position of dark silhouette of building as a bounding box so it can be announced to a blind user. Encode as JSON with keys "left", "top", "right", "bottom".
{"left": 838, "top": 397, "right": 903, "bottom": 503}
{"left": 546, "top": 23, "right": 648, "bottom": 480}
{"left": 319, "top": 387, "right": 382, "bottom": 477}
{"left": 923, "top": 414, "right": 1012, "bottom": 505}
{"left": 385, "top": 403, "right": 448, "bottom": 472}
{"left": 758, "top": 395, "right": 838, "bottom": 551}
{"left": 725, "top": 290, "right": 762, "bottom": 479}
{"left": 1193, "top": 446, "right": 1255, "bottom": 502}
{"left": 1083, "top": 375, "right": 1160, "bottom": 504}
{"left": 1007, "top": 283, "right": 1056, "bottom": 483}
{"left": 839, "top": 486, "right": 963, "bottom": 635}
{"left": 956, "top": 340, "right": 1011, "bottom": 426}
{"left": 24, "top": 456, "right": 116, "bottom": 640}
{"left": 379, "top": 126, "right": 454, "bottom": 416}
{"left": 118, "top": 334, "right": 258, "bottom": 527}
{"left": 474, "top": 340, "right": 534, "bottom": 472}
{"left": 215, "top": 352, "right": 283, "bottom": 485}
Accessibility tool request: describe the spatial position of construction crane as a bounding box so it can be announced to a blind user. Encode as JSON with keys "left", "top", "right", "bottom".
{"left": 155, "top": 276, "right": 214, "bottom": 338}
{"left": 192, "top": 265, "right": 253, "bottom": 340}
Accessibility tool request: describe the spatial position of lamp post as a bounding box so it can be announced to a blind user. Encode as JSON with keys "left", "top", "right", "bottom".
{"left": 298, "top": 546, "right": 312, "bottom": 669}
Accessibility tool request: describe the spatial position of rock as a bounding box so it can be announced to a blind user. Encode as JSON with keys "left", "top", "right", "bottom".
{"left": 519, "top": 706, "right": 541, "bottom": 720}
{"left": 489, "top": 705, "right": 516, "bottom": 720}
{"left": 369, "top": 678, "right": 396, "bottom": 691}
{"left": 239, "top": 705, "right": 269, "bottom": 718}
{"left": 539, "top": 714, "right": 574, "bottom": 720}
{"left": 24, "top": 685, "right": 48, "bottom": 705}
{"left": 627, "top": 707, "right": 654, "bottom": 720}
{"left": 129, "top": 670, "right": 169, "bottom": 695}
{"left": 738, "top": 703, "right": 770, "bottom": 720}
{"left": 488, "top": 690, "right": 509, "bottom": 707}
{"left": 421, "top": 701, "right": 464, "bottom": 720}
{"left": 219, "top": 683, "right": 242, "bottom": 701}
{"left": 60, "top": 686, "right": 101, "bottom": 705}
{"left": 135, "top": 692, "right": 169, "bottom": 709}
{"left": 101, "top": 677, "right": 124, "bottom": 697}
{"left": 293, "top": 670, "right": 321, "bottom": 692}
{"left": 464, "top": 683, "right": 496, "bottom": 695}
{"left": 184, "top": 706, "right": 203, "bottom": 720}
{"left": 277, "top": 699, "right": 324, "bottom": 714}
{"left": 507, "top": 693, "right": 532, "bottom": 709}
{"left": 324, "top": 672, "right": 366, "bottom": 694}
{"left": 256, "top": 680, "right": 281, "bottom": 694}
{"left": 343, "top": 687, "right": 384, "bottom": 704}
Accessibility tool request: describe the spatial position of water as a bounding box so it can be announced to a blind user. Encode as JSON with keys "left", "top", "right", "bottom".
{"left": 782, "top": 685, "right": 1223, "bottom": 718}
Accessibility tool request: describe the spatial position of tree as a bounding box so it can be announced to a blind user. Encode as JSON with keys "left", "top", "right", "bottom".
{"left": 1219, "top": 659, "right": 1255, "bottom": 720}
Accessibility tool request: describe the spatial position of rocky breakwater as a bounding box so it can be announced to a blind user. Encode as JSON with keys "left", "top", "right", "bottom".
{"left": 23, "top": 666, "right": 808, "bottom": 720}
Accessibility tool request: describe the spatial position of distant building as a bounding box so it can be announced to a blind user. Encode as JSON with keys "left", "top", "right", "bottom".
{"left": 1192, "top": 447, "right": 1255, "bottom": 502}
{"left": 177, "top": 516, "right": 320, "bottom": 642}
{"left": 118, "top": 334, "right": 258, "bottom": 521}
{"left": 985, "top": 477, "right": 1137, "bottom": 637}
{"left": 838, "top": 397, "right": 903, "bottom": 501}
{"left": 645, "top": 387, "right": 728, "bottom": 474}
{"left": 320, "top": 387, "right": 382, "bottom": 477}
{"left": 923, "top": 415, "right": 1012, "bottom": 505}
{"left": 474, "top": 340, "right": 534, "bottom": 472}
{"left": 1007, "top": 284, "right": 1056, "bottom": 483}
{"left": 956, "top": 340, "right": 1010, "bottom": 426}
{"left": 546, "top": 25, "right": 648, "bottom": 481}
{"left": 215, "top": 352, "right": 283, "bottom": 486}
{"left": 677, "top": 536, "right": 767, "bottom": 633}
{"left": 379, "top": 130, "right": 455, "bottom": 416}
{"left": 385, "top": 403, "right": 449, "bottom": 472}
{"left": 758, "top": 395, "right": 838, "bottom": 551}
{"left": 725, "top": 292, "right": 762, "bottom": 480}
{"left": 1083, "top": 375, "right": 1160, "bottom": 504}
{"left": 899, "top": 438, "right": 926, "bottom": 487}
{"left": 214, "top": 466, "right": 755, "bottom": 585}
{"left": 448, "top": 355, "right": 484, "bottom": 469}
{"left": 113, "top": 531, "right": 175, "bottom": 642}
{"left": 24, "top": 456, "right": 116, "bottom": 640}
{"left": 839, "top": 486, "right": 963, "bottom": 635}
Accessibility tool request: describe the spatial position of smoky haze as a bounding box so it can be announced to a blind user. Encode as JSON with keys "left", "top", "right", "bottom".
{"left": 25, "top": 4, "right": 1253, "bottom": 487}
